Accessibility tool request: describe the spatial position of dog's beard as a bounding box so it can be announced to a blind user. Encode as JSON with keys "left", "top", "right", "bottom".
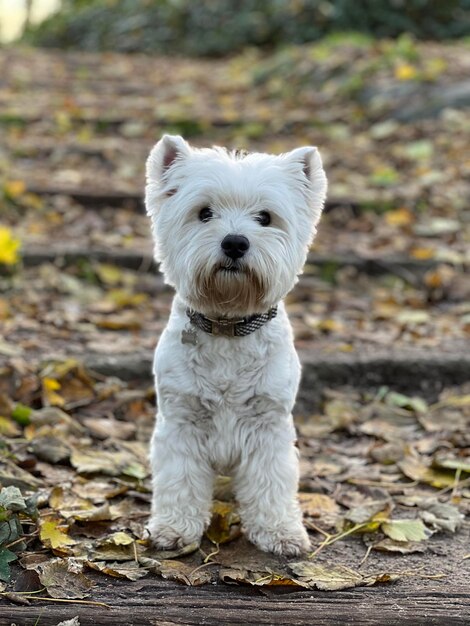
{"left": 190, "top": 261, "right": 268, "bottom": 316}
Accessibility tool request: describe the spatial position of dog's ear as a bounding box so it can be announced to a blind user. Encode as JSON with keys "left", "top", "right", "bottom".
{"left": 146, "top": 134, "right": 191, "bottom": 183}
{"left": 287, "top": 146, "right": 326, "bottom": 190}
{"left": 285, "top": 146, "right": 327, "bottom": 226}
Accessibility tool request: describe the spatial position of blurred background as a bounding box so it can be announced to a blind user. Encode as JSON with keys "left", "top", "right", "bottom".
{"left": 1, "top": 0, "right": 469, "bottom": 364}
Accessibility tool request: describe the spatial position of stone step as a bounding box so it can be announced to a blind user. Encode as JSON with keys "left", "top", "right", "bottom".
{"left": 21, "top": 246, "right": 445, "bottom": 279}
{"left": 83, "top": 347, "right": 470, "bottom": 407}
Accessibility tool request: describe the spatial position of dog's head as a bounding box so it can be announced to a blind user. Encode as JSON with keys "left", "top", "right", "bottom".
{"left": 145, "top": 135, "right": 327, "bottom": 317}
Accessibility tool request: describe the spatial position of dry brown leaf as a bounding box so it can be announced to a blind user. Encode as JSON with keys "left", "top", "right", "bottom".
{"left": 219, "top": 567, "right": 304, "bottom": 587}
{"left": 159, "top": 560, "right": 213, "bottom": 586}
{"left": 373, "top": 538, "right": 427, "bottom": 554}
{"left": 418, "top": 502, "right": 464, "bottom": 532}
{"left": 289, "top": 562, "right": 400, "bottom": 590}
{"left": 70, "top": 446, "right": 147, "bottom": 478}
{"left": 36, "top": 559, "right": 93, "bottom": 598}
{"left": 299, "top": 492, "right": 341, "bottom": 528}
{"left": 87, "top": 560, "right": 147, "bottom": 581}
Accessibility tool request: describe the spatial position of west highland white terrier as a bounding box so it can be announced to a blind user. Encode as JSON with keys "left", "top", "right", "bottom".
{"left": 145, "top": 135, "right": 327, "bottom": 556}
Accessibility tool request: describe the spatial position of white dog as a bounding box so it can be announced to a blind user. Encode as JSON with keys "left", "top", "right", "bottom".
{"left": 145, "top": 135, "right": 327, "bottom": 556}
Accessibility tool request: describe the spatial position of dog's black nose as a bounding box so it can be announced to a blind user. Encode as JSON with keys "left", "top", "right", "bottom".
{"left": 221, "top": 234, "right": 250, "bottom": 260}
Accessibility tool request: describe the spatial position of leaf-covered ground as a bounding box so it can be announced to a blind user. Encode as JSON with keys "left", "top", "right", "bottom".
{"left": 0, "top": 36, "right": 469, "bottom": 615}
{"left": 1, "top": 359, "right": 469, "bottom": 599}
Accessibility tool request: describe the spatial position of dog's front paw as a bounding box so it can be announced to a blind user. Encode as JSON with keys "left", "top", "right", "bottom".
{"left": 146, "top": 517, "right": 203, "bottom": 550}
{"left": 247, "top": 525, "right": 311, "bottom": 557}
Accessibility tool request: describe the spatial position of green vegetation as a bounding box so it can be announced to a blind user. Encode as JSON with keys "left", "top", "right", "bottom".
{"left": 24, "top": 0, "right": 470, "bottom": 57}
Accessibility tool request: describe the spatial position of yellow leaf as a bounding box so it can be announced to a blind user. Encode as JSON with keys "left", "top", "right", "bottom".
{"left": 439, "top": 395, "right": 470, "bottom": 408}
{"left": 318, "top": 319, "right": 344, "bottom": 333}
{"left": 0, "top": 415, "right": 21, "bottom": 436}
{"left": 42, "top": 378, "right": 65, "bottom": 407}
{"left": 410, "top": 247, "right": 435, "bottom": 260}
{"left": 4, "top": 180, "right": 25, "bottom": 199}
{"left": 0, "top": 297, "right": 10, "bottom": 319}
{"left": 49, "top": 485, "right": 94, "bottom": 518}
{"left": 424, "top": 270, "right": 443, "bottom": 289}
{"left": 107, "top": 289, "right": 149, "bottom": 309}
{"left": 385, "top": 207, "right": 414, "bottom": 227}
{"left": 205, "top": 500, "right": 241, "bottom": 544}
{"left": 39, "top": 517, "right": 77, "bottom": 550}
{"left": 108, "top": 531, "right": 134, "bottom": 546}
{"left": 381, "top": 519, "right": 430, "bottom": 542}
{"left": 0, "top": 226, "right": 21, "bottom": 265}
{"left": 399, "top": 456, "right": 456, "bottom": 489}
{"left": 424, "top": 266, "right": 455, "bottom": 290}
{"left": 95, "top": 263, "right": 124, "bottom": 286}
{"left": 395, "top": 63, "right": 418, "bottom": 80}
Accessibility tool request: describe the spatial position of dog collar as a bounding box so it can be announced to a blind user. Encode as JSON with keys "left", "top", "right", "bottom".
{"left": 184, "top": 306, "right": 278, "bottom": 339}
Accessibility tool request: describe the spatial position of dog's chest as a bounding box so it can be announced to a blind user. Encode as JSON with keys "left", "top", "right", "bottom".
{"left": 189, "top": 335, "right": 269, "bottom": 408}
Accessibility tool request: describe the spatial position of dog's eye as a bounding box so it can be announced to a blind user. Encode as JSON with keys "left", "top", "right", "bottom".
{"left": 256, "top": 211, "right": 271, "bottom": 227}
{"left": 199, "top": 207, "right": 213, "bottom": 223}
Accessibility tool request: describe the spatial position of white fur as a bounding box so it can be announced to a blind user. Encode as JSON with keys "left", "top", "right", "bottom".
{"left": 145, "top": 135, "right": 327, "bottom": 556}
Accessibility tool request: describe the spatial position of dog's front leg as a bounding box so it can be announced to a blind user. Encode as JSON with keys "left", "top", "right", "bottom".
{"left": 233, "top": 422, "right": 310, "bottom": 557}
{"left": 147, "top": 418, "right": 214, "bottom": 549}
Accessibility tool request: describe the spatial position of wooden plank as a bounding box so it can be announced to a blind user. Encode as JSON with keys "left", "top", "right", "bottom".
{"left": 1, "top": 585, "right": 469, "bottom": 625}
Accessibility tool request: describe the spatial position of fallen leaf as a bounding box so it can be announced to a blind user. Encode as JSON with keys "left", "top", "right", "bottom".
{"left": 70, "top": 446, "right": 147, "bottom": 478}
{"left": 414, "top": 218, "right": 460, "bottom": 237}
{"left": 82, "top": 416, "right": 136, "bottom": 440}
{"left": 0, "top": 548, "right": 17, "bottom": 582}
{"left": 373, "top": 538, "right": 427, "bottom": 554}
{"left": 39, "top": 517, "right": 77, "bottom": 550}
{"left": 399, "top": 456, "right": 456, "bottom": 489}
{"left": 141, "top": 542, "right": 199, "bottom": 560}
{"left": 159, "top": 559, "right": 213, "bottom": 586}
{"left": 56, "top": 618, "right": 80, "bottom": 626}
{"left": 219, "top": 567, "right": 304, "bottom": 587}
{"left": 289, "top": 562, "right": 399, "bottom": 590}
{"left": 13, "top": 569, "right": 42, "bottom": 593}
{"left": 0, "top": 226, "right": 21, "bottom": 265}
{"left": 11, "top": 403, "right": 32, "bottom": 426}
{"left": 299, "top": 492, "right": 341, "bottom": 527}
{"left": 36, "top": 559, "right": 93, "bottom": 598}
{"left": 0, "top": 486, "right": 27, "bottom": 511}
{"left": 205, "top": 500, "right": 241, "bottom": 544}
{"left": 395, "top": 63, "right": 417, "bottom": 80}
{"left": 0, "top": 416, "right": 21, "bottom": 437}
{"left": 4, "top": 179, "right": 26, "bottom": 198}
{"left": 396, "top": 310, "right": 430, "bottom": 325}
{"left": 345, "top": 500, "right": 392, "bottom": 525}
{"left": 385, "top": 392, "right": 428, "bottom": 414}
{"left": 30, "top": 436, "right": 71, "bottom": 463}
{"left": 0, "top": 460, "right": 42, "bottom": 490}
{"left": 87, "top": 560, "right": 147, "bottom": 581}
{"left": 381, "top": 519, "right": 430, "bottom": 542}
{"left": 418, "top": 502, "right": 464, "bottom": 532}
{"left": 42, "top": 378, "right": 65, "bottom": 407}
{"left": 432, "top": 456, "right": 470, "bottom": 474}
{"left": 107, "top": 531, "right": 135, "bottom": 546}
{"left": 385, "top": 207, "right": 414, "bottom": 227}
